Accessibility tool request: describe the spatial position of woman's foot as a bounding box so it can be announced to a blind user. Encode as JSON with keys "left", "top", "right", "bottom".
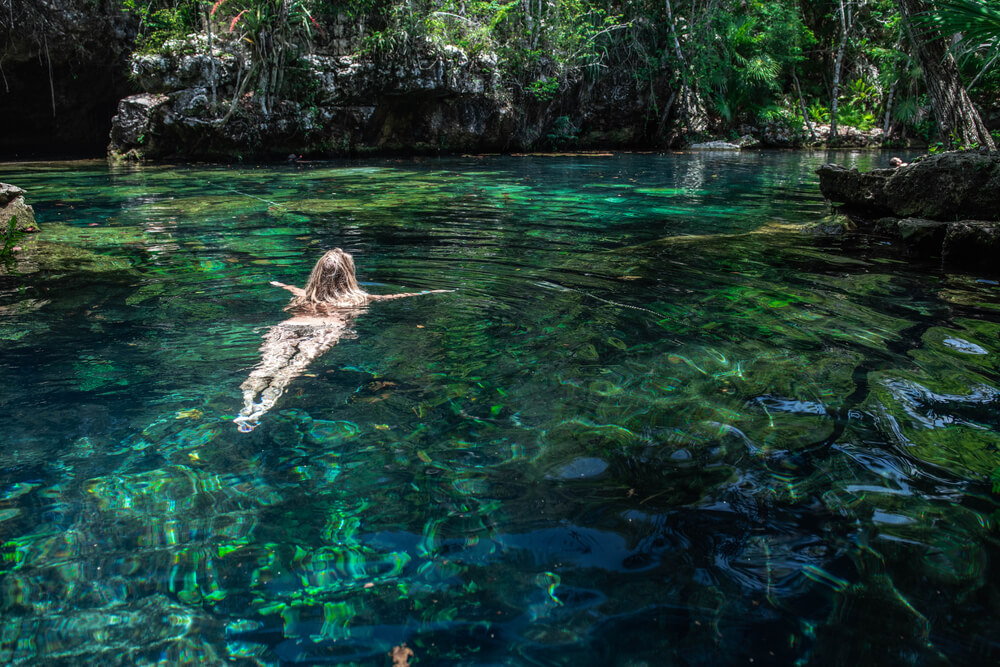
{"left": 234, "top": 413, "right": 258, "bottom": 432}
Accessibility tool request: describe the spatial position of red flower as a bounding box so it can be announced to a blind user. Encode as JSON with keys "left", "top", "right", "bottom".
{"left": 309, "top": 15, "right": 326, "bottom": 37}
{"left": 229, "top": 9, "right": 247, "bottom": 32}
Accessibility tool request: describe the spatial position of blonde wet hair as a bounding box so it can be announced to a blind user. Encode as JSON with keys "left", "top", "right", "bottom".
{"left": 287, "top": 248, "right": 371, "bottom": 311}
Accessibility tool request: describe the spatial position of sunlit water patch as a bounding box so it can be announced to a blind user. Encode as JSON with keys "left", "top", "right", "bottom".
{"left": 1, "top": 151, "right": 998, "bottom": 665}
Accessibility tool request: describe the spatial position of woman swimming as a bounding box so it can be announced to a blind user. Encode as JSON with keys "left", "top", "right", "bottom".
{"left": 234, "top": 248, "right": 450, "bottom": 432}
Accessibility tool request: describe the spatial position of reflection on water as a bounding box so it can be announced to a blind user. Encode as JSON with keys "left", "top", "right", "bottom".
{"left": 1, "top": 151, "right": 998, "bottom": 665}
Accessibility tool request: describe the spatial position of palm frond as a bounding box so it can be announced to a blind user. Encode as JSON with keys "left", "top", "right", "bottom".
{"left": 917, "top": 0, "right": 1000, "bottom": 46}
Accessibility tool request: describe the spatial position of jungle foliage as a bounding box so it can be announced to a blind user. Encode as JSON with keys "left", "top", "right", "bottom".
{"left": 115, "top": 0, "right": 1000, "bottom": 146}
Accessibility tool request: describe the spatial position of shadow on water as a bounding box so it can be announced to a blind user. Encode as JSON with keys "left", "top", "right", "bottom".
{"left": 0, "top": 151, "right": 998, "bottom": 665}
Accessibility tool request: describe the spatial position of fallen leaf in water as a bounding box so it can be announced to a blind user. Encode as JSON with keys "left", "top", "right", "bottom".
{"left": 176, "top": 409, "right": 203, "bottom": 420}
{"left": 390, "top": 644, "right": 414, "bottom": 667}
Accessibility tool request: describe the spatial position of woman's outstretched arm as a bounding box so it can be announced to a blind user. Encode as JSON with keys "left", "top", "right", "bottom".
{"left": 370, "top": 289, "right": 454, "bottom": 301}
{"left": 270, "top": 281, "right": 306, "bottom": 297}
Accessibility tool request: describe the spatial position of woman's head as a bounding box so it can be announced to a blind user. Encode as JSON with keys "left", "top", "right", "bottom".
{"left": 289, "top": 248, "right": 371, "bottom": 310}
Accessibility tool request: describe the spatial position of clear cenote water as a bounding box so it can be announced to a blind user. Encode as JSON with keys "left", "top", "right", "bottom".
{"left": 1, "top": 152, "right": 998, "bottom": 665}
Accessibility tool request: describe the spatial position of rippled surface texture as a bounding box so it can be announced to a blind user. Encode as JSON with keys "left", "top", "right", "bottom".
{"left": 1, "top": 152, "right": 998, "bottom": 665}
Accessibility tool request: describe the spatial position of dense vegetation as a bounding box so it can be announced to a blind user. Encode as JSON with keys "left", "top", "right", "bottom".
{"left": 83, "top": 1, "right": 1000, "bottom": 147}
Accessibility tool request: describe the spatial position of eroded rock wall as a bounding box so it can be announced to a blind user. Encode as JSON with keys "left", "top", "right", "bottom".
{"left": 108, "top": 27, "right": 666, "bottom": 160}
{"left": 108, "top": 39, "right": 519, "bottom": 159}
{"left": 3, "top": 3, "right": 669, "bottom": 159}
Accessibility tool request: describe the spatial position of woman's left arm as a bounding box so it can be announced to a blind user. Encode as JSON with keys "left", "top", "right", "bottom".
{"left": 270, "top": 281, "right": 306, "bottom": 297}
{"left": 371, "top": 290, "right": 454, "bottom": 301}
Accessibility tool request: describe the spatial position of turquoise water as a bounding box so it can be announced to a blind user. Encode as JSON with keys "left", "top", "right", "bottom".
{"left": 1, "top": 152, "right": 998, "bottom": 665}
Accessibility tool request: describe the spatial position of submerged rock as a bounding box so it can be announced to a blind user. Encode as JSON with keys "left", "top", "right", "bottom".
{"left": 859, "top": 217, "right": 999, "bottom": 269}
{"left": 800, "top": 213, "right": 857, "bottom": 235}
{"left": 942, "top": 220, "right": 1000, "bottom": 266}
{"left": 896, "top": 218, "right": 948, "bottom": 256}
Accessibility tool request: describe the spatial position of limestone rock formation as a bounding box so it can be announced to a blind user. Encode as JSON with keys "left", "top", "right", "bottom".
{"left": 815, "top": 151, "right": 1000, "bottom": 268}
{"left": 816, "top": 166, "right": 893, "bottom": 213}
{"left": 108, "top": 44, "right": 518, "bottom": 160}
{"left": 817, "top": 150, "right": 1000, "bottom": 221}
{"left": 0, "top": 183, "right": 38, "bottom": 232}
{"left": 689, "top": 141, "right": 741, "bottom": 150}
{"left": 883, "top": 151, "right": 1000, "bottom": 221}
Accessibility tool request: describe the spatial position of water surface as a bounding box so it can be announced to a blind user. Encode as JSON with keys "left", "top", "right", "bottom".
{"left": 1, "top": 151, "right": 998, "bottom": 665}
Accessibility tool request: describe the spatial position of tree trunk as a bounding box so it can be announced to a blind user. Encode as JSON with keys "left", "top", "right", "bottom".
{"left": 882, "top": 75, "right": 898, "bottom": 141}
{"left": 204, "top": 3, "right": 217, "bottom": 111}
{"left": 829, "top": 0, "right": 850, "bottom": 140}
{"left": 664, "top": 0, "right": 689, "bottom": 129}
{"left": 897, "top": 0, "right": 995, "bottom": 150}
{"left": 793, "top": 69, "right": 816, "bottom": 141}
{"left": 882, "top": 29, "right": 904, "bottom": 143}
{"left": 663, "top": 0, "right": 707, "bottom": 134}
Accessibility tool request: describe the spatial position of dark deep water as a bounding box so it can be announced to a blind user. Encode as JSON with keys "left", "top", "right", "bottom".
{"left": 1, "top": 152, "right": 998, "bottom": 665}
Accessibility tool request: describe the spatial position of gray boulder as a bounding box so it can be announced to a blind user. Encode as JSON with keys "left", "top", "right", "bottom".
{"left": 816, "top": 165, "right": 893, "bottom": 213}
{"left": 884, "top": 151, "right": 1000, "bottom": 221}
{"left": 0, "top": 183, "right": 37, "bottom": 233}
{"left": 817, "top": 150, "right": 1000, "bottom": 221}
{"left": 0, "top": 183, "right": 26, "bottom": 207}
{"left": 689, "top": 140, "right": 741, "bottom": 150}
{"left": 108, "top": 94, "right": 170, "bottom": 160}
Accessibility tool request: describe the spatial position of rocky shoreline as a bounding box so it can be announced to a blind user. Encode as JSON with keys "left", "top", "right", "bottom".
{"left": 816, "top": 150, "right": 1000, "bottom": 269}
{"left": 105, "top": 34, "right": 901, "bottom": 161}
